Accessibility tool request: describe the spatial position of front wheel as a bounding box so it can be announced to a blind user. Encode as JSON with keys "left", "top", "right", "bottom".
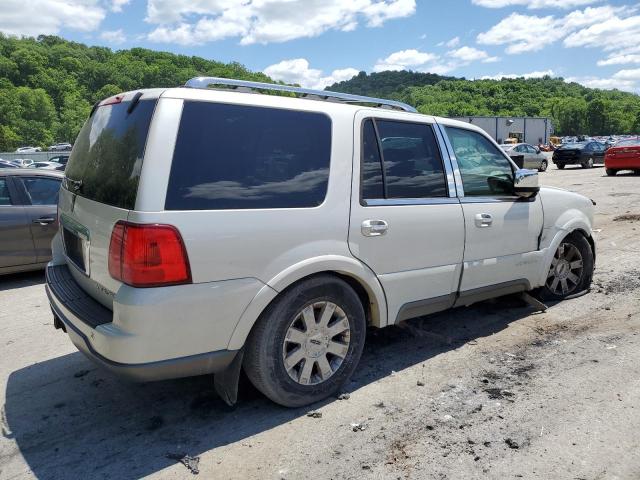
{"left": 606, "top": 168, "right": 617, "bottom": 176}
{"left": 540, "top": 233, "right": 594, "bottom": 301}
{"left": 244, "top": 275, "right": 366, "bottom": 407}
{"left": 556, "top": 163, "right": 565, "bottom": 170}
{"left": 538, "top": 160, "right": 548, "bottom": 172}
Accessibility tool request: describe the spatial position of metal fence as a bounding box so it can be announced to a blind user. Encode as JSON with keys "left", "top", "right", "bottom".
{"left": 0, "top": 151, "right": 71, "bottom": 162}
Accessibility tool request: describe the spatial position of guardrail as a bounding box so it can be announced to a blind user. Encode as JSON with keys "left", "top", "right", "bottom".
{"left": 0, "top": 152, "right": 71, "bottom": 162}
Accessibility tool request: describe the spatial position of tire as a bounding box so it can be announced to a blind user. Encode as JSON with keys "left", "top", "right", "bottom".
{"left": 538, "top": 160, "right": 548, "bottom": 172}
{"left": 606, "top": 168, "right": 617, "bottom": 176}
{"left": 556, "top": 163, "right": 565, "bottom": 170}
{"left": 540, "top": 232, "right": 594, "bottom": 301}
{"left": 582, "top": 157, "right": 594, "bottom": 169}
{"left": 244, "top": 274, "right": 366, "bottom": 407}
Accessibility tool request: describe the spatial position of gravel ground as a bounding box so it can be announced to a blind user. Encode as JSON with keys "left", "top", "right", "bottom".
{"left": 1, "top": 164, "right": 639, "bottom": 480}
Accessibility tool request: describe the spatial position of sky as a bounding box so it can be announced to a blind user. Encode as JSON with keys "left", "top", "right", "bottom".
{"left": 1, "top": 0, "right": 640, "bottom": 93}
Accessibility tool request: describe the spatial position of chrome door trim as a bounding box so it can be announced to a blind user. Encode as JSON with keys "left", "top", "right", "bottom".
{"left": 362, "top": 197, "right": 460, "bottom": 207}
{"left": 435, "top": 123, "right": 465, "bottom": 197}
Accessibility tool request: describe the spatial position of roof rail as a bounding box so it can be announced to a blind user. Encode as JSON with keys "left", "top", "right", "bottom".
{"left": 184, "top": 77, "right": 417, "bottom": 113}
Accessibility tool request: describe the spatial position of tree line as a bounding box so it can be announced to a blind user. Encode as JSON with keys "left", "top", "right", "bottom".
{"left": 0, "top": 34, "right": 271, "bottom": 151}
{"left": 329, "top": 71, "right": 640, "bottom": 136}
{"left": 1, "top": 35, "right": 639, "bottom": 151}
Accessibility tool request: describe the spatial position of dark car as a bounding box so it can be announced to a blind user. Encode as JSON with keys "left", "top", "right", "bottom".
{"left": 49, "top": 155, "right": 70, "bottom": 166}
{"left": 0, "top": 160, "right": 17, "bottom": 169}
{"left": 552, "top": 141, "right": 607, "bottom": 169}
{"left": 0, "top": 169, "right": 63, "bottom": 275}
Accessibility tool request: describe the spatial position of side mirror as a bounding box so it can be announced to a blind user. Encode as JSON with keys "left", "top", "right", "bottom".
{"left": 513, "top": 169, "right": 539, "bottom": 198}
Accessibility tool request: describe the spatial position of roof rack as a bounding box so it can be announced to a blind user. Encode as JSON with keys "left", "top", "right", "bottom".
{"left": 184, "top": 77, "right": 417, "bottom": 113}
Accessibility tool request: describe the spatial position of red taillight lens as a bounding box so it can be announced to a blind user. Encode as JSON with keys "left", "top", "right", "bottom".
{"left": 108, "top": 222, "right": 191, "bottom": 287}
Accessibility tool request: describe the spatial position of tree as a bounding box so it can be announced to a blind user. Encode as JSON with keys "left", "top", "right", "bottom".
{"left": 586, "top": 98, "right": 607, "bottom": 135}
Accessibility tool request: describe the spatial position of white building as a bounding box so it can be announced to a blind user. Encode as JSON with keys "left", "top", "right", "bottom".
{"left": 450, "top": 116, "right": 554, "bottom": 145}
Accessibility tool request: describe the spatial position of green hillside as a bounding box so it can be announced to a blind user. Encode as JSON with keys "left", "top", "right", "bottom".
{"left": 0, "top": 35, "right": 272, "bottom": 150}
{"left": 330, "top": 72, "right": 640, "bottom": 136}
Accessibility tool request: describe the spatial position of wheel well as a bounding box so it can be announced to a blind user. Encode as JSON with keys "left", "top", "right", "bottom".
{"left": 271, "top": 271, "right": 379, "bottom": 327}
{"left": 572, "top": 228, "right": 596, "bottom": 264}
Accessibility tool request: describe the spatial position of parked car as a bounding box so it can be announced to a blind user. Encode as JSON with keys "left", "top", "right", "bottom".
{"left": 15, "top": 146, "right": 42, "bottom": 153}
{"left": 46, "top": 80, "right": 595, "bottom": 408}
{"left": 0, "top": 169, "right": 63, "bottom": 275}
{"left": 49, "top": 143, "right": 73, "bottom": 151}
{"left": 49, "top": 155, "right": 70, "bottom": 166}
{"left": 27, "top": 161, "right": 65, "bottom": 170}
{"left": 552, "top": 141, "right": 606, "bottom": 169}
{"left": 604, "top": 138, "right": 640, "bottom": 176}
{"left": 9, "top": 158, "right": 34, "bottom": 168}
{"left": 500, "top": 143, "right": 548, "bottom": 171}
{"left": 0, "top": 160, "right": 17, "bottom": 169}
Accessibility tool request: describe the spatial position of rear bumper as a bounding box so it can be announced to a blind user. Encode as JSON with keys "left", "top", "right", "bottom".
{"left": 605, "top": 158, "right": 640, "bottom": 170}
{"left": 46, "top": 264, "right": 240, "bottom": 381}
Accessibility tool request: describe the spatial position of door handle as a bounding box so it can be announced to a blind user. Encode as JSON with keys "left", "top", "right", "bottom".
{"left": 361, "top": 219, "right": 388, "bottom": 237}
{"left": 33, "top": 217, "right": 55, "bottom": 225}
{"left": 474, "top": 213, "right": 493, "bottom": 228}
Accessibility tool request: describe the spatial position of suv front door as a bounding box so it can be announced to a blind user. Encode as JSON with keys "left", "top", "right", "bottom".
{"left": 348, "top": 111, "right": 465, "bottom": 324}
{"left": 0, "top": 176, "right": 37, "bottom": 269}
{"left": 440, "top": 124, "right": 543, "bottom": 303}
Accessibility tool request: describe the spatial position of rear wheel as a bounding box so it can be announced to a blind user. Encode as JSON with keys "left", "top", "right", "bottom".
{"left": 539, "top": 159, "right": 548, "bottom": 172}
{"left": 540, "top": 233, "right": 594, "bottom": 301}
{"left": 582, "top": 157, "right": 594, "bottom": 169}
{"left": 606, "top": 168, "right": 617, "bottom": 176}
{"left": 556, "top": 163, "right": 565, "bottom": 170}
{"left": 244, "top": 275, "right": 366, "bottom": 407}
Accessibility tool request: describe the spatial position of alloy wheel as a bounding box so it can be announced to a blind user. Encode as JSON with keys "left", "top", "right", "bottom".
{"left": 282, "top": 301, "right": 351, "bottom": 385}
{"left": 546, "top": 242, "right": 584, "bottom": 296}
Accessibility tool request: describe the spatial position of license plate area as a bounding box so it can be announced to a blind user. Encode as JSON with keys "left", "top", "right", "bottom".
{"left": 61, "top": 215, "right": 91, "bottom": 276}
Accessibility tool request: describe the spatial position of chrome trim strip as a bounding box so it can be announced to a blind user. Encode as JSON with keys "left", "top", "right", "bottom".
{"left": 363, "top": 198, "right": 460, "bottom": 206}
{"left": 184, "top": 77, "right": 418, "bottom": 113}
{"left": 433, "top": 123, "right": 458, "bottom": 198}
{"left": 435, "top": 123, "right": 465, "bottom": 197}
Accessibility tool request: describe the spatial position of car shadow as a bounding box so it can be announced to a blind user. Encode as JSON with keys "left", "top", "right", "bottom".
{"left": 0, "top": 270, "right": 45, "bottom": 292}
{"left": 4, "top": 295, "right": 541, "bottom": 479}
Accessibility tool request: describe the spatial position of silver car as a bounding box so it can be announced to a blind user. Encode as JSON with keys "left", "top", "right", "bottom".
{"left": 0, "top": 169, "right": 62, "bottom": 275}
{"left": 501, "top": 143, "right": 548, "bottom": 171}
{"left": 46, "top": 78, "right": 595, "bottom": 408}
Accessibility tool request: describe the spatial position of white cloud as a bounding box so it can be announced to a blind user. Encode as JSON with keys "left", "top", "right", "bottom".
{"left": 565, "top": 75, "right": 638, "bottom": 92}
{"left": 0, "top": 0, "right": 105, "bottom": 37}
{"left": 146, "top": 0, "right": 416, "bottom": 46}
{"left": 477, "top": 6, "right": 629, "bottom": 55}
{"left": 449, "top": 46, "right": 500, "bottom": 63}
{"left": 100, "top": 29, "right": 126, "bottom": 44}
{"left": 263, "top": 58, "right": 359, "bottom": 90}
{"left": 373, "top": 49, "right": 439, "bottom": 71}
{"left": 597, "top": 53, "right": 640, "bottom": 66}
{"left": 373, "top": 45, "right": 500, "bottom": 74}
{"left": 480, "top": 69, "right": 555, "bottom": 80}
{"left": 441, "top": 36, "right": 460, "bottom": 48}
{"left": 110, "top": 0, "right": 130, "bottom": 12}
{"left": 472, "top": 0, "right": 597, "bottom": 8}
{"left": 612, "top": 68, "right": 640, "bottom": 81}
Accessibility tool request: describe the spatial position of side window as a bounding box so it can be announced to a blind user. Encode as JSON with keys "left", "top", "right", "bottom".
{"left": 361, "top": 120, "right": 384, "bottom": 199}
{"left": 165, "top": 102, "right": 332, "bottom": 210}
{"left": 361, "top": 119, "right": 447, "bottom": 201}
{"left": 525, "top": 145, "right": 537, "bottom": 154}
{"left": 19, "top": 177, "right": 61, "bottom": 205}
{"left": 0, "top": 179, "right": 12, "bottom": 205}
{"left": 445, "top": 127, "right": 514, "bottom": 197}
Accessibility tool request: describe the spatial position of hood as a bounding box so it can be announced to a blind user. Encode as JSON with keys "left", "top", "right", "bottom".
{"left": 538, "top": 186, "right": 594, "bottom": 229}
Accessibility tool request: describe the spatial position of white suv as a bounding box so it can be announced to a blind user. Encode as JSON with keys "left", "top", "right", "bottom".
{"left": 46, "top": 78, "right": 595, "bottom": 407}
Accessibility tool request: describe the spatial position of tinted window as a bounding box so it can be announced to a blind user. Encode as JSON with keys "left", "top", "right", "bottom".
{"left": 525, "top": 145, "right": 537, "bottom": 154}
{"left": 19, "top": 177, "right": 61, "bottom": 205}
{"left": 0, "top": 179, "right": 11, "bottom": 205}
{"left": 375, "top": 120, "right": 447, "bottom": 198}
{"left": 64, "top": 99, "right": 156, "bottom": 210}
{"left": 166, "top": 102, "right": 331, "bottom": 210}
{"left": 445, "top": 127, "right": 514, "bottom": 197}
{"left": 361, "top": 119, "right": 384, "bottom": 199}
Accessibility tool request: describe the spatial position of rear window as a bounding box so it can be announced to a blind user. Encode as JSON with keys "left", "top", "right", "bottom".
{"left": 64, "top": 99, "right": 156, "bottom": 210}
{"left": 165, "top": 102, "right": 332, "bottom": 210}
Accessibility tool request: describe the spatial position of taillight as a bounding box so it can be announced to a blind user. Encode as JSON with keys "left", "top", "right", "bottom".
{"left": 108, "top": 221, "right": 191, "bottom": 287}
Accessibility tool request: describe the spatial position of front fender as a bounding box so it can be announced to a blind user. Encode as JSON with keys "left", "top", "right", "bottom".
{"left": 226, "top": 255, "right": 388, "bottom": 350}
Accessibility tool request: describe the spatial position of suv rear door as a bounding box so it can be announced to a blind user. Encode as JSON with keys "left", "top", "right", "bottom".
{"left": 348, "top": 111, "right": 464, "bottom": 324}
{"left": 0, "top": 176, "right": 36, "bottom": 268}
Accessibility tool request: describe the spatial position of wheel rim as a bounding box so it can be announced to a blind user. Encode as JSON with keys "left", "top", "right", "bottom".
{"left": 541, "top": 160, "right": 547, "bottom": 171}
{"left": 546, "top": 243, "right": 584, "bottom": 296}
{"left": 282, "top": 301, "right": 351, "bottom": 385}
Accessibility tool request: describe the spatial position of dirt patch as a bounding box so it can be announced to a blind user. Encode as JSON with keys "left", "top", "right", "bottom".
{"left": 598, "top": 269, "right": 640, "bottom": 294}
{"left": 613, "top": 214, "right": 640, "bottom": 221}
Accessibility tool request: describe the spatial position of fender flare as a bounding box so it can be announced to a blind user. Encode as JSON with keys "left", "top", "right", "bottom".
{"left": 226, "top": 255, "right": 387, "bottom": 350}
{"left": 536, "top": 213, "right": 594, "bottom": 287}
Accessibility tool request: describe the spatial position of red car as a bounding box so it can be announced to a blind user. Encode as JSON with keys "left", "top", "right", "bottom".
{"left": 605, "top": 138, "right": 640, "bottom": 176}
